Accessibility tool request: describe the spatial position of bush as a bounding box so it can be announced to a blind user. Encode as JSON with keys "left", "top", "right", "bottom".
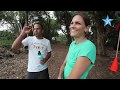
{"left": 0, "top": 39, "right": 13, "bottom": 47}
{"left": 56, "top": 34, "right": 67, "bottom": 42}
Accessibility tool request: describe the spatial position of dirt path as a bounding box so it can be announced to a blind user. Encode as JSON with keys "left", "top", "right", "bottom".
{"left": 0, "top": 43, "right": 68, "bottom": 79}
{"left": 87, "top": 51, "right": 120, "bottom": 79}
{"left": 0, "top": 43, "right": 120, "bottom": 79}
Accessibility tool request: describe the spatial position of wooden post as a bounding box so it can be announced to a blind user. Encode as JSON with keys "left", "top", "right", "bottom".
{"left": 116, "top": 30, "right": 120, "bottom": 57}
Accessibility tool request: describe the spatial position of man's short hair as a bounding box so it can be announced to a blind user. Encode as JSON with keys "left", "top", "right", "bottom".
{"left": 33, "top": 21, "right": 43, "bottom": 29}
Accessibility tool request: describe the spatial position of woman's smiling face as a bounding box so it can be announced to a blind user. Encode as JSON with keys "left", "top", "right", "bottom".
{"left": 69, "top": 15, "right": 87, "bottom": 38}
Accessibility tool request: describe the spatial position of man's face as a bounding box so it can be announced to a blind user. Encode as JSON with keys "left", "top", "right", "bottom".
{"left": 33, "top": 24, "right": 42, "bottom": 37}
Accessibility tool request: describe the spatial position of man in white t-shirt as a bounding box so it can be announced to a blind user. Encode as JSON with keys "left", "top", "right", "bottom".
{"left": 12, "top": 22, "right": 51, "bottom": 79}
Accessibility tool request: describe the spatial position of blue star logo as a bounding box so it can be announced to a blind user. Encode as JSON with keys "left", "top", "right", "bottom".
{"left": 102, "top": 15, "right": 113, "bottom": 27}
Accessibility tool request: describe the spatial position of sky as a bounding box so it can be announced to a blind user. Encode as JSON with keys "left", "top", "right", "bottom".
{"left": 0, "top": 23, "right": 11, "bottom": 31}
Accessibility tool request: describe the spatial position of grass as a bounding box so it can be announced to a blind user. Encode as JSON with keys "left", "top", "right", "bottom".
{"left": 0, "top": 39, "right": 14, "bottom": 47}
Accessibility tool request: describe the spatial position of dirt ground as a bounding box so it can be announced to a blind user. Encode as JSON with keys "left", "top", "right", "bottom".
{"left": 0, "top": 42, "right": 120, "bottom": 79}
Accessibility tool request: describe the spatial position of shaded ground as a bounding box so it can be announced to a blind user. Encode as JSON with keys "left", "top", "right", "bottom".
{"left": 87, "top": 49, "right": 120, "bottom": 79}
{"left": 0, "top": 42, "right": 120, "bottom": 79}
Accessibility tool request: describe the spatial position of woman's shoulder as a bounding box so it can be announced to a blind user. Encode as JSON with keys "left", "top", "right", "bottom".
{"left": 85, "top": 40, "right": 95, "bottom": 45}
{"left": 85, "top": 40, "right": 96, "bottom": 49}
{"left": 70, "top": 41, "right": 76, "bottom": 46}
{"left": 71, "top": 40, "right": 76, "bottom": 44}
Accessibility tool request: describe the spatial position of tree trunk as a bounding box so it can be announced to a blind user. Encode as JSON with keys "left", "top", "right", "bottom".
{"left": 97, "top": 30, "right": 106, "bottom": 56}
{"left": 94, "top": 11, "right": 106, "bottom": 56}
{"left": 64, "top": 11, "right": 72, "bottom": 45}
{"left": 66, "top": 25, "right": 72, "bottom": 45}
{"left": 25, "top": 11, "right": 28, "bottom": 26}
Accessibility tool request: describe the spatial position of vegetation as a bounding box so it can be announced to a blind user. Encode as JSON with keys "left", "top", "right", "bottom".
{"left": 0, "top": 39, "right": 13, "bottom": 47}
{"left": 0, "top": 11, "right": 120, "bottom": 56}
{"left": 56, "top": 34, "right": 67, "bottom": 42}
{"left": 0, "top": 31, "right": 14, "bottom": 47}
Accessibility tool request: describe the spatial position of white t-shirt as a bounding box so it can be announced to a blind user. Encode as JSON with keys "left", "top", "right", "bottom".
{"left": 22, "top": 36, "right": 52, "bottom": 72}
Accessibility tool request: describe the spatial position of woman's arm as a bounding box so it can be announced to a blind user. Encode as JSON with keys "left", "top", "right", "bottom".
{"left": 58, "top": 58, "right": 67, "bottom": 79}
{"left": 66, "top": 56, "right": 91, "bottom": 79}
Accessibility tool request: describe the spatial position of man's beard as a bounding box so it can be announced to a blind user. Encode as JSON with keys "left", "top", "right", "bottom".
{"left": 33, "top": 32, "right": 41, "bottom": 36}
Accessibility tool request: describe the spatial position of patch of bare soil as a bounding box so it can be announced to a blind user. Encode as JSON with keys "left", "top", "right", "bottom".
{"left": 0, "top": 43, "right": 120, "bottom": 79}
{"left": 87, "top": 48, "right": 120, "bottom": 79}
{"left": 0, "top": 43, "right": 68, "bottom": 79}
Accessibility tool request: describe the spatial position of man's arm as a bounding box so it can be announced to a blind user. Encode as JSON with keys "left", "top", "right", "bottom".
{"left": 44, "top": 52, "right": 51, "bottom": 62}
{"left": 40, "top": 52, "right": 51, "bottom": 64}
{"left": 11, "top": 33, "right": 26, "bottom": 49}
{"left": 11, "top": 26, "right": 32, "bottom": 49}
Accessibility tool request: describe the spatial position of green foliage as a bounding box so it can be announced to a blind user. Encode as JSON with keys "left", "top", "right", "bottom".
{"left": 50, "top": 19, "right": 59, "bottom": 37}
{"left": 118, "top": 51, "right": 120, "bottom": 54}
{"left": 56, "top": 34, "right": 67, "bottom": 42}
{"left": 0, "top": 31, "right": 15, "bottom": 47}
{"left": 0, "top": 39, "right": 13, "bottom": 47}
{"left": 0, "top": 31, "right": 15, "bottom": 39}
{"left": 29, "top": 11, "right": 61, "bottom": 40}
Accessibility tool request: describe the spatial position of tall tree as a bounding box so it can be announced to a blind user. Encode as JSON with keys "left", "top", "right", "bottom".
{"left": 29, "top": 11, "right": 58, "bottom": 40}
{"left": 0, "top": 11, "right": 26, "bottom": 33}
{"left": 54, "top": 11, "right": 72, "bottom": 45}
{"left": 94, "top": 11, "right": 115, "bottom": 56}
